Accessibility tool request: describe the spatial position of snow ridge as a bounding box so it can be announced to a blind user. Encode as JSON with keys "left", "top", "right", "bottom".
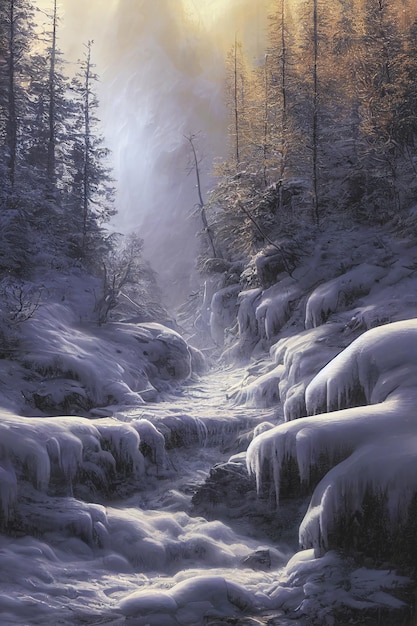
{"left": 247, "top": 319, "right": 417, "bottom": 558}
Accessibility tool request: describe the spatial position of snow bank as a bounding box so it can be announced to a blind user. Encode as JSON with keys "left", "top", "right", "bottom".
{"left": 227, "top": 364, "right": 283, "bottom": 408}
{"left": 305, "top": 263, "right": 386, "bottom": 329}
{"left": 231, "top": 324, "right": 342, "bottom": 416}
{"left": 247, "top": 319, "right": 417, "bottom": 561}
{"left": 120, "top": 574, "right": 259, "bottom": 624}
{"left": 18, "top": 305, "right": 195, "bottom": 413}
{"left": 0, "top": 413, "right": 147, "bottom": 518}
{"left": 269, "top": 549, "right": 411, "bottom": 623}
{"left": 305, "top": 318, "right": 417, "bottom": 413}
{"left": 105, "top": 508, "right": 265, "bottom": 574}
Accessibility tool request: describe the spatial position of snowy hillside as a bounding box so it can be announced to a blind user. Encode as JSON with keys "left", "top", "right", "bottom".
{"left": 0, "top": 215, "right": 415, "bottom": 624}
{"left": 4, "top": 0, "right": 417, "bottom": 622}
{"left": 211, "top": 214, "right": 417, "bottom": 622}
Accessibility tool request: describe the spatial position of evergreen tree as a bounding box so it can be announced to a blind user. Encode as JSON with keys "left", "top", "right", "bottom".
{"left": 0, "top": 0, "right": 40, "bottom": 278}
{"left": 0, "top": 0, "right": 36, "bottom": 196}
{"left": 294, "top": 0, "right": 338, "bottom": 223}
{"left": 69, "top": 41, "right": 116, "bottom": 269}
{"left": 225, "top": 37, "right": 253, "bottom": 171}
{"left": 353, "top": 0, "right": 405, "bottom": 215}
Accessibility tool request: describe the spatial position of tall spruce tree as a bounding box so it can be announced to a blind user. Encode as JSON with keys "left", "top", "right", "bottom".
{"left": 0, "top": 0, "right": 40, "bottom": 277}
{"left": 0, "top": 0, "right": 36, "bottom": 196}
{"left": 69, "top": 41, "right": 116, "bottom": 269}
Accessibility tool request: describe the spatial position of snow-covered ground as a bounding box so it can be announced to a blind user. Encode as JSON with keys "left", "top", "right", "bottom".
{"left": 1, "top": 216, "right": 417, "bottom": 624}
{"left": 0, "top": 365, "right": 291, "bottom": 626}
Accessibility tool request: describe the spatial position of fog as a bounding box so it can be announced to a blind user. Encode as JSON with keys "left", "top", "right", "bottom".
{"left": 57, "top": 0, "right": 272, "bottom": 304}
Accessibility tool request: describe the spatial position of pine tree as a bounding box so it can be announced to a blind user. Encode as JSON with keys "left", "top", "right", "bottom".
{"left": 69, "top": 41, "right": 116, "bottom": 268}
{"left": 225, "top": 37, "right": 254, "bottom": 171}
{"left": 0, "top": 0, "right": 41, "bottom": 278}
{"left": 388, "top": 19, "right": 417, "bottom": 207}
{"left": 351, "top": 0, "right": 405, "bottom": 216}
{"left": 0, "top": 0, "right": 36, "bottom": 196}
{"left": 47, "top": 0, "right": 57, "bottom": 185}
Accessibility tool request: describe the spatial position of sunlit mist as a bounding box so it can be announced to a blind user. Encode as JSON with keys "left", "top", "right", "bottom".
{"left": 52, "top": 0, "right": 272, "bottom": 303}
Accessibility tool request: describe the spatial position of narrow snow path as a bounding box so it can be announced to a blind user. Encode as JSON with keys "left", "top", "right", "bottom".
{"left": 0, "top": 365, "right": 295, "bottom": 625}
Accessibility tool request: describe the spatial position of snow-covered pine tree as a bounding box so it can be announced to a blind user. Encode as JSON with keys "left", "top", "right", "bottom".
{"left": 23, "top": 0, "right": 86, "bottom": 267}
{"left": 353, "top": 0, "right": 405, "bottom": 217}
{"left": 265, "top": 0, "right": 290, "bottom": 190}
{"left": 68, "top": 40, "right": 116, "bottom": 271}
{"left": 0, "top": 0, "right": 40, "bottom": 277}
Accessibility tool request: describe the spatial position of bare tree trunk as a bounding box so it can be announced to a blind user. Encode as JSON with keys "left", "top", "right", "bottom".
{"left": 312, "top": 0, "right": 320, "bottom": 225}
{"left": 185, "top": 134, "right": 221, "bottom": 259}
{"left": 7, "top": 0, "right": 17, "bottom": 191}
{"left": 280, "top": 0, "right": 287, "bottom": 127}
{"left": 47, "top": 0, "right": 57, "bottom": 186}
{"left": 279, "top": 0, "right": 288, "bottom": 212}
{"left": 82, "top": 41, "right": 93, "bottom": 254}
{"left": 233, "top": 34, "right": 240, "bottom": 167}
{"left": 262, "top": 54, "right": 269, "bottom": 187}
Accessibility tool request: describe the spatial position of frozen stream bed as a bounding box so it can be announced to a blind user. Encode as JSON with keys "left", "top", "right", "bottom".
{"left": 0, "top": 366, "right": 297, "bottom": 626}
{"left": 1, "top": 360, "right": 413, "bottom": 626}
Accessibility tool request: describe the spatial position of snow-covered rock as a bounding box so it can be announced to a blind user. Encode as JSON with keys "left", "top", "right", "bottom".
{"left": 268, "top": 549, "right": 412, "bottom": 624}
{"left": 120, "top": 574, "right": 259, "bottom": 625}
{"left": 247, "top": 319, "right": 417, "bottom": 567}
{"left": 305, "top": 263, "right": 386, "bottom": 329}
{"left": 5, "top": 305, "right": 198, "bottom": 414}
{"left": 210, "top": 284, "right": 241, "bottom": 346}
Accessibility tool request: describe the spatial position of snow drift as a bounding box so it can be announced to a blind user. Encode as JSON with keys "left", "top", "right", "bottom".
{"left": 1, "top": 301, "right": 197, "bottom": 416}
{"left": 247, "top": 319, "right": 417, "bottom": 563}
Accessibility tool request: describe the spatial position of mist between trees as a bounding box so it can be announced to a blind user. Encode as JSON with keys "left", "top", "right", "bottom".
{"left": 196, "top": 0, "right": 417, "bottom": 268}
{"left": 0, "top": 0, "right": 165, "bottom": 332}
{"left": 2, "top": 0, "right": 417, "bottom": 329}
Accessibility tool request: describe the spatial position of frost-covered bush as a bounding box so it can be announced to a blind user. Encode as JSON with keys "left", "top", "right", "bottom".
{"left": 255, "top": 241, "right": 300, "bottom": 288}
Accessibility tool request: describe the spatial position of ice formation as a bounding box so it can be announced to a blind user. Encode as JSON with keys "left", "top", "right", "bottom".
{"left": 247, "top": 319, "right": 417, "bottom": 557}
{"left": 209, "top": 285, "right": 241, "bottom": 346}
{"left": 0, "top": 413, "right": 146, "bottom": 518}
{"left": 255, "top": 280, "right": 301, "bottom": 342}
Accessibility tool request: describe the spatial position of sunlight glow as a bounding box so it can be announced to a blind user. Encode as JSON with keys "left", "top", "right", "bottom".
{"left": 53, "top": 0, "right": 275, "bottom": 298}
